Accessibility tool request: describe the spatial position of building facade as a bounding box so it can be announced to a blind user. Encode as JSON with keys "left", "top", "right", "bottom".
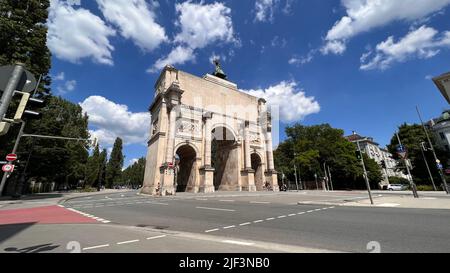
{"left": 141, "top": 66, "right": 278, "bottom": 196}
{"left": 428, "top": 110, "right": 450, "bottom": 155}
{"left": 346, "top": 133, "right": 408, "bottom": 188}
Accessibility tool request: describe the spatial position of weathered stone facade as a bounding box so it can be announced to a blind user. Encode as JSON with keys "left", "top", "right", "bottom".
{"left": 141, "top": 66, "right": 278, "bottom": 196}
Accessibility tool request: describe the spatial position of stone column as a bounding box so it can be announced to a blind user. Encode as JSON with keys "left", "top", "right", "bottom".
{"left": 159, "top": 82, "right": 183, "bottom": 196}
{"left": 165, "top": 105, "right": 177, "bottom": 163}
{"left": 244, "top": 121, "right": 256, "bottom": 192}
{"left": 263, "top": 110, "right": 279, "bottom": 192}
{"left": 203, "top": 112, "right": 213, "bottom": 167}
{"left": 200, "top": 112, "right": 215, "bottom": 193}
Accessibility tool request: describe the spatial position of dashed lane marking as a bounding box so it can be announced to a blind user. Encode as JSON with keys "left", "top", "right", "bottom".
{"left": 204, "top": 206, "right": 335, "bottom": 233}
{"left": 117, "top": 239, "right": 140, "bottom": 245}
{"left": 66, "top": 208, "right": 111, "bottom": 224}
{"left": 196, "top": 207, "right": 236, "bottom": 212}
{"left": 146, "top": 235, "right": 167, "bottom": 240}
{"left": 83, "top": 244, "right": 110, "bottom": 250}
{"left": 222, "top": 240, "right": 254, "bottom": 246}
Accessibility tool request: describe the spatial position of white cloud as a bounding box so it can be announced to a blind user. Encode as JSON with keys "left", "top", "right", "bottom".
{"left": 255, "top": 0, "right": 279, "bottom": 22}
{"left": 149, "top": 1, "right": 236, "bottom": 73}
{"left": 360, "top": 26, "right": 450, "bottom": 70}
{"left": 96, "top": 0, "right": 167, "bottom": 52}
{"left": 79, "top": 96, "right": 151, "bottom": 146}
{"left": 322, "top": 0, "right": 450, "bottom": 55}
{"left": 47, "top": 0, "right": 116, "bottom": 65}
{"left": 54, "top": 72, "right": 65, "bottom": 81}
{"left": 148, "top": 46, "right": 195, "bottom": 73}
{"left": 289, "top": 50, "right": 316, "bottom": 66}
{"left": 242, "top": 81, "right": 320, "bottom": 122}
{"left": 57, "top": 80, "right": 77, "bottom": 95}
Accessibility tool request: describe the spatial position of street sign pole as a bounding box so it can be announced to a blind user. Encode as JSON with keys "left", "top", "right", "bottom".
{"left": 0, "top": 63, "right": 24, "bottom": 120}
{"left": 356, "top": 140, "right": 374, "bottom": 205}
{"left": 416, "top": 106, "right": 449, "bottom": 194}
{"left": 0, "top": 121, "right": 26, "bottom": 195}
{"left": 396, "top": 132, "right": 419, "bottom": 198}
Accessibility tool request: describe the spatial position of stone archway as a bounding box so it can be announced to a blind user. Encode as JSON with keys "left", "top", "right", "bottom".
{"left": 175, "top": 144, "right": 197, "bottom": 192}
{"left": 251, "top": 153, "right": 264, "bottom": 191}
{"left": 211, "top": 126, "right": 239, "bottom": 191}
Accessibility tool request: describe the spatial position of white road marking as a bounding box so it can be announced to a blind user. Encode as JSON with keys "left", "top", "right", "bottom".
{"left": 376, "top": 203, "right": 400, "bottom": 207}
{"left": 196, "top": 207, "right": 235, "bottom": 212}
{"left": 266, "top": 217, "right": 275, "bottom": 221}
{"left": 239, "top": 222, "right": 251, "bottom": 226}
{"left": 422, "top": 197, "right": 437, "bottom": 200}
{"left": 253, "top": 220, "right": 264, "bottom": 223}
{"left": 205, "top": 228, "right": 219, "bottom": 233}
{"left": 117, "top": 239, "right": 139, "bottom": 245}
{"left": 250, "top": 201, "right": 270, "bottom": 204}
{"left": 223, "top": 225, "right": 236, "bottom": 229}
{"left": 83, "top": 244, "right": 110, "bottom": 250}
{"left": 222, "top": 240, "right": 254, "bottom": 246}
{"left": 57, "top": 204, "right": 64, "bottom": 208}
{"left": 196, "top": 198, "right": 208, "bottom": 201}
{"left": 307, "top": 210, "right": 315, "bottom": 213}
{"left": 277, "top": 215, "right": 287, "bottom": 219}
{"left": 288, "top": 214, "right": 296, "bottom": 217}
{"left": 146, "top": 235, "right": 167, "bottom": 240}
{"left": 219, "top": 200, "right": 235, "bottom": 202}
{"left": 297, "top": 212, "right": 305, "bottom": 215}
{"left": 101, "top": 220, "right": 111, "bottom": 223}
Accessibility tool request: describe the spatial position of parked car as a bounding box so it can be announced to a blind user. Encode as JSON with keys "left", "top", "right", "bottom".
{"left": 386, "top": 184, "right": 407, "bottom": 191}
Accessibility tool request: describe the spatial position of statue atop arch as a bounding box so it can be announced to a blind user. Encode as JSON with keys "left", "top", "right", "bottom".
{"left": 213, "top": 59, "right": 227, "bottom": 80}
{"left": 141, "top": 65, "right": 278, "bottom": 196}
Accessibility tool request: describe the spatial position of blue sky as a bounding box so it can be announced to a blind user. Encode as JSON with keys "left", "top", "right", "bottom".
{"left": 47, "top": 0, "right": 450, "bottom": 166}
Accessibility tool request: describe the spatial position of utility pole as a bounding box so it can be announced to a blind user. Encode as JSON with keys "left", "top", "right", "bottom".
{"left": 421, "top": 142, "right": 437, "bottom": 191}
{"left": 0, "top": 63, "right": 24, "bottom": 120}
{"left": 356, "top": 140, "right": 374, "bottom": 205}
{"left": 0, "top": 121, "right": 26, "bottom": 196}
{"left": 416, "top": 106, "right": 449, "bottom": 194}
{"left": 396, "top": 132, "right": 419, "bottom": 198}
{"left": 327, "top": 165, "right": 334, "bottom": 191}
{"left": 293, "top": 152, "right": 299, "bottom": 191}
{"left": 293, "top": 162, "right": 299, "bottom": 191}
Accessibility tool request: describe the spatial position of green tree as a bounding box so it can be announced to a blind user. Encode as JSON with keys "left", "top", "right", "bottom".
{"left": 361, "top": 153, "right": 383, "bottom": 189}
{"left": 106, "top": 137, "right": 124, "bottom": 188}
{"left": 0, "top": 0, "right": 52, "bottom": 95}
{"left": 85, "top": 143, "right": 100, "bottom": 188}
{"left": 98, "top": 149, "right": 107, "bottom": 189}
{"left": 121, "top": 157, "right": 146, "bottom": 188}
{"left": 275, "top": 124, "right": 362, "bottom": 189}
{"left": 387, "top": 123, "right": 447, "bottom": 185}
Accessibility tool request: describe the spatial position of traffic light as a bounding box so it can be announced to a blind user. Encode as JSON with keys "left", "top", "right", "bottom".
{"left": 381, "top": 160, "right": 386, "bottom": 169}
{"left": 355, "top": 150, "right": 362, "bottom": 160}
{"left": 12, "top": 91, "right": 45, "bottom": 121}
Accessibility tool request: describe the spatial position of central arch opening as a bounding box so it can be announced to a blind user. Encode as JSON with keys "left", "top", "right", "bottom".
{"left": 211, "top": 126, "right": 239, "bottom": 191}
{"left": 175, "top": 144, "right": 197, "bottom": 192}
{"left": 251, "top": 153, "right": 264, "bottom": 191}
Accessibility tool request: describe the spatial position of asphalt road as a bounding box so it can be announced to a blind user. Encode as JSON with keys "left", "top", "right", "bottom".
{"left": 51, "top": 190, "right": 450, "bottom": 253}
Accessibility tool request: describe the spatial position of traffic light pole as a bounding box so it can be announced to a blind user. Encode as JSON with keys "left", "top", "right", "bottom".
{"left": 0, "top": 63, "right": 24, "bottom": 120}
{"left": 356, "top": 140, "right": 374, "bottom": 205}
{"left": 416, "top": 106, "right": 449, "bottom": 194}
{"left": 396, "top": 132, "right": 419, "bottom": 198}
{"left": 0, "top": 121, "right": 26, "bottom": 196}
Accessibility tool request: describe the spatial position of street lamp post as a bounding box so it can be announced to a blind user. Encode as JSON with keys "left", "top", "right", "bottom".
{"left": 356, "top": 140, "right": 374, "bottom": 205}
{"left": 416, "top": 106, "right": 449, "bottom": 194}
{"left": 420, "top": 142, "right": 437, "bottom": 191}
{"left": 293, "top": 152, "right": 299, "bottom": 191}
{"left": 396, "top": 132, "right": 419, "bottom": 198}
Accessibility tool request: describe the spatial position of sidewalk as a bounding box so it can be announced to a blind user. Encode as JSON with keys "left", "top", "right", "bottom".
{"left": 0, "top": 189, "right": 130, "bottom": 210}
{"left": 299, "top": 192, "right": 450, "bottom": 210}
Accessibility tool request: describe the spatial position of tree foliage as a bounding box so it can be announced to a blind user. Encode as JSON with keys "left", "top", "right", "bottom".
{"left": 387, "top": 123, "right": 448, "bottom": 185}
{"left": 274, "top": 124, "right": 383, "bottom": 189}
{"left": 106, "top": 137, "right": 124, "bottom": 188}
{"left": 121, "top": 157, "right": 146, "bottom": 188}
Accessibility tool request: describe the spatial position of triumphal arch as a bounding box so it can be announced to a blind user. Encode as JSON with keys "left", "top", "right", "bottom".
{"left": 141, "top": 63, "right": 278, "bottom": 195}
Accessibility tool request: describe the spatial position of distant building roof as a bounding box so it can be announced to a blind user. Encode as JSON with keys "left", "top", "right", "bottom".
{"left": 345, "top": 133, "right": 379, "bottom": 146}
